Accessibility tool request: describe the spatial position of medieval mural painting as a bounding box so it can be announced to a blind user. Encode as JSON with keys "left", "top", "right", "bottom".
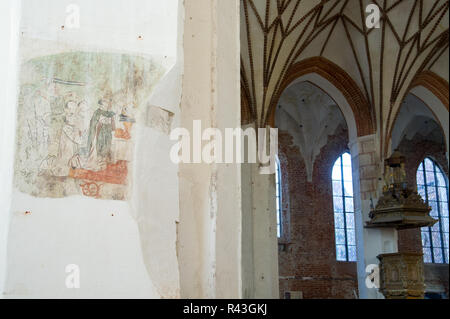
{"left": 14, "top": 52, "right": 164, "bottom": 200}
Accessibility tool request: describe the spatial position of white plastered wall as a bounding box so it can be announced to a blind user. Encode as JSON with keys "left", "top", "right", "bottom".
{"left": 1, "top": 0, "right": 183, "bottom": 298}
{"left": 0, "top": 0, "right": 21, "bottom": 297}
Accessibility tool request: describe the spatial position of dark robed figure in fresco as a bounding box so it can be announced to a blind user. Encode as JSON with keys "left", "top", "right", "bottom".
{"left": 83, "top": 97, "right": 116, "bottom": 170}
{"left": 68, "top": 94, "right": 129, "bottom": 187}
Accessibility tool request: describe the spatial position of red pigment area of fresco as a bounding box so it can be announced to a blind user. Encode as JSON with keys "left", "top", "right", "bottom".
{"left": 114, "top": 123, "right": 133, "bottom": 140}
{"left": 69, "top": 160, "right": 128, "bottom": 185}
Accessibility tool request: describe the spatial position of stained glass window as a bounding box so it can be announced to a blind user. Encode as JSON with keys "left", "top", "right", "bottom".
{"left": 275, "top": 156, "right": 282, "bottom": 238}
{"left": 417, "top": 158, "right": 449, "bottom": 264}
{"left": 332, "top": 153, "right": 357, "bottom": 262}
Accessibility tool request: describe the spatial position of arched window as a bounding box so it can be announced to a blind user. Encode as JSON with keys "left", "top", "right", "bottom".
{"left": 332, "top": 153, "right": 356, "bottom": 262}
{"left": 275, "top": 156, "right": 282, "bottom": 238}
{"left": 417, "top": 158, "right": 449, "bottom": 264}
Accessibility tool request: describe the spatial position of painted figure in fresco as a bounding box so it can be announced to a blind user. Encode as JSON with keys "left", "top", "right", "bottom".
{"left": 30, "top": 93, "right": 51, "bottom": 154}
{"left": 25, "top": 81, "right": 63, "bottom": 158}
{"left": 15, "top": 52, "right": 163, "bottom": 200}
{"left": 83, "top": 94, "right": 116, "bottom": 171}
{"left": 115, "top": 105, "right": 136, "bottom": 140}
{"left": 52, "top": 100, "right": 85, "bottom": 176}
{"left": 75, "top": 100, "right": 90, "bottom": 144}
{"left": 38, "top": 94, "right": 89, "bottom": 177}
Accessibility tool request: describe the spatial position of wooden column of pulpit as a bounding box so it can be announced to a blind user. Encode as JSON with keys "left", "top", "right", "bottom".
{"left": 366, "top": 151, "right": 438, "bottom": 299}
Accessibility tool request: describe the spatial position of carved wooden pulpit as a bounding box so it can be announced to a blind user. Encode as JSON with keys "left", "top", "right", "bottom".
{"left": 378, "top": 253, "right": 426, "bottom": 299}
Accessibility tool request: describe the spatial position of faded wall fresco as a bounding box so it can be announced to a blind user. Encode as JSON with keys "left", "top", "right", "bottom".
{"left": 14, "top": 52, "right": 164, "bottom": 200}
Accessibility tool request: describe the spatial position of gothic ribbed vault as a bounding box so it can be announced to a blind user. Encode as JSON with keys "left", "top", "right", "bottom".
{"left": 240, "top": 0, "right": 449, "bottom": 157}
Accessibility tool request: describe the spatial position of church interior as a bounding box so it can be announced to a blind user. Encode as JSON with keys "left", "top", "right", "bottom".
{"left": 0, "top": 0, "right": 448, "bottom": 299}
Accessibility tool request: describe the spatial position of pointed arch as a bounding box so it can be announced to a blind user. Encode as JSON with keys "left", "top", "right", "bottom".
{"left": 387, "top": 71, "right": 449, "bottom": 158}
{"left": 267, "top": 57, "right": 375, "bottom": 137}
{"left": 410, "top": 71, "right": 449, "bottom": 111}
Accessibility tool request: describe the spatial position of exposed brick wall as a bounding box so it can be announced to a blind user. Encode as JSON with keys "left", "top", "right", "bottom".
{"left": 397, "top": 134, "right": 449, "bottom": 297}
{"left": 278, "top": 125, "right": 358, "bottom": 299}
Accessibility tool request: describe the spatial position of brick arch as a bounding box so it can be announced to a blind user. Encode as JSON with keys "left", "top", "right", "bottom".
{"left": 267, "top": 57, "right": 375, "bottom": 137}
{"left": 386, "top": 71, "right": 449, "bottom": 157}
{"left": 410, "top": 71, "right": 449, "bottom": 111}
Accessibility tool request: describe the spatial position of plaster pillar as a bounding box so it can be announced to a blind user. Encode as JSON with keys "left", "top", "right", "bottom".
{"left": 350, "top": 134, "right": 398, "bottom": 299}
{"left": 251, "top": 163, "right": 280, "bottom": 299}
{"left": 178, "top": 0, "right": 242, "bottom": 299}
{"left": 241, "top": 125, "right": 279, "bottom": 299}
{"left": 241, "top": 125, "right": 256, "bottom": 299}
